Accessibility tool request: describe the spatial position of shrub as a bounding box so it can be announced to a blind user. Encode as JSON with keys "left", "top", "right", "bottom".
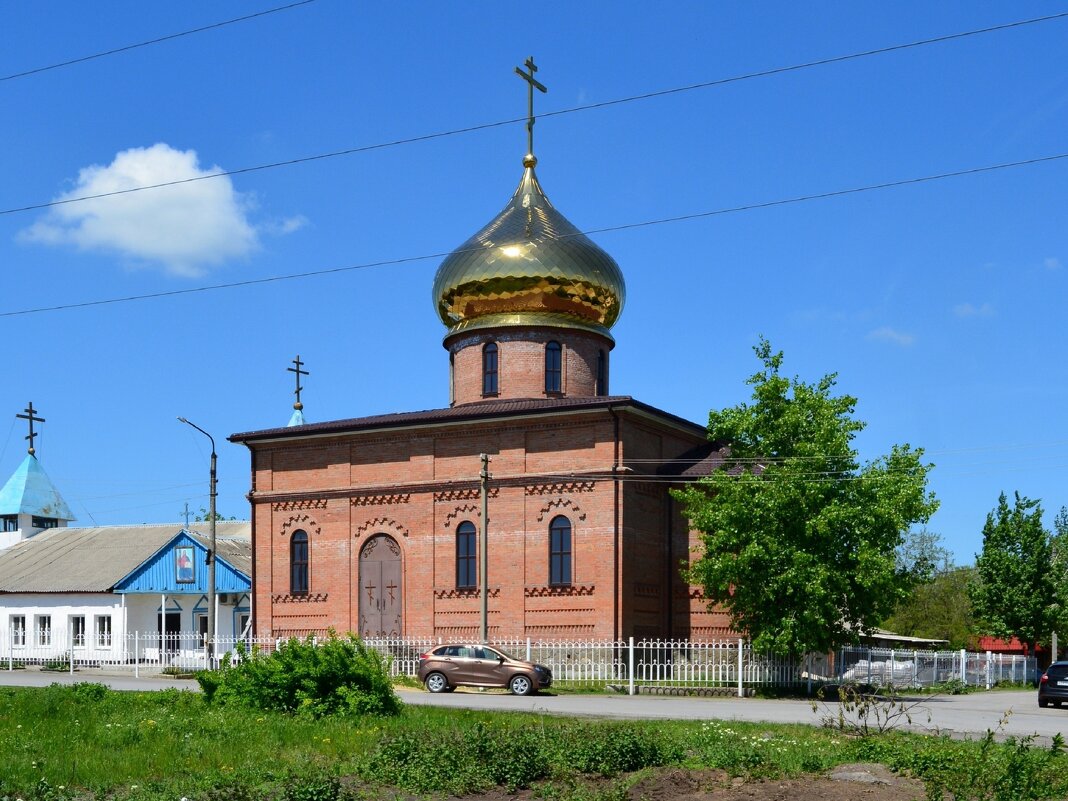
{"left": 197, "top": 632, "right": 400, "bottom": 718}
{"left": 562, "top": 722, "right": 681, "bottom": 776}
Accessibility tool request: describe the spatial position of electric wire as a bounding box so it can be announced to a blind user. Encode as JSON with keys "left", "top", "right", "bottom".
{"left": 2, "top": 149, "right": 1065, "bottom": 318}
{"left": 2, "top": 10, "right": 1065, "bottom": 217}
{"left": 0, "top": 1, "right": 318, "bottom": 83}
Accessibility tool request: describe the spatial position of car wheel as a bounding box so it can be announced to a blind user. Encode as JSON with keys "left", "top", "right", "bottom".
{"left": 510, "top": 674, "right": 534, "bottom": 696}
{"left": 425, "top": 672, "right": 450, "bottom": 693}
{"left": 1039, "top": 698, "right": 1049, "bottom": 708}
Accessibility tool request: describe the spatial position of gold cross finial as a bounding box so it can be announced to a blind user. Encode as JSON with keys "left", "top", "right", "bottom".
{"left": 288, "top": 354, "right": 309, "bottom": 410}
{"left": 515, "top": 56, "right": 547, "bottom": 167}
{"left": 16, "top": 402, "right": 45, "bottom": 456}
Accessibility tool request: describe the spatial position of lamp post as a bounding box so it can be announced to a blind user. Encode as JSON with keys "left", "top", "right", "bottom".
{"left": 178, "top": 416, "right": 217, "bottom": 664}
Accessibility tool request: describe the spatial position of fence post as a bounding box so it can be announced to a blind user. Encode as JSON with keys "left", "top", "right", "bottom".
{"left": 867, "top": 648, "right": 872, "bottom": 686}
{"left": 913, "top": 650, "right": 918, "bottom": 687}
{"left": 627, "top": 637, "right": 635, "bottom": 696}
{"left": 960, "top": 648, "right": 966, "bottom": 684}
{"left": 737, "top": 638, "right": 744, "bottom": 698}
{"left": 7, "top": 629, "right": 12, "bottom": 671}
{"left": 985, "top": 651, "right": 992, "bottom": 689}
{"left": 1012, "top": 654, "right": 1017, "bottom": 684}
{"left": 526, "top": 637, "right": 531, "bottom": 662}
{"left": 69, "top": 618, "right": 74, "bottom": 675}
{"left": 134, "top": 632, "right": 139, "bottom": 679}
{"left": 889, "top": 649, "right": 895, "bottom": 687}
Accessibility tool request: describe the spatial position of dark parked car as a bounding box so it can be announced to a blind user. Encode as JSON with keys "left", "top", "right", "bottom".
{"left": 1038, "top": 661, "right": 1068, "bottom": 708}
{"left": 417, "top": 644, "right": 552, "bottom": 695}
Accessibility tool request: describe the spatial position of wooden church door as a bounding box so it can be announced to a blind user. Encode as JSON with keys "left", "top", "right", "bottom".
{"left": 359, "top": 535, "right": 402, "bottom": 638}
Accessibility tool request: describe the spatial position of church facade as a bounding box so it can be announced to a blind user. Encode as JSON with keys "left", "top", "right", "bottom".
{"left": 232, "top": 96, "right": 735, "bottom": 641}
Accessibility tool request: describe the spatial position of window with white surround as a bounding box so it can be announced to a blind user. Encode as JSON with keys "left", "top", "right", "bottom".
{"left": 72, "top": 615, "right": 86, "bottom": 647}
{"left": 196, "top": 614, "right": 208, "bottom": 646}
{"left": 11, "top": 615, "right": 26, "bottom": 646}
{"left": 36, "top": 615, "right": 51, "bottom": 646}
{"left": 96, "top": 615, "right": 112, "bottom": 648}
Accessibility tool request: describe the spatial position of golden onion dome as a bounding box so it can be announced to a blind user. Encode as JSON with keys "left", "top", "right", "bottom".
{"left": 433, "top": 160, "right": 625, "bottom": 338}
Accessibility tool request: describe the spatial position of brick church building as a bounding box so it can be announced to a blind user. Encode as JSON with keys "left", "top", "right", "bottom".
{"left": 231, "top": 109, "right": 735, "bottom": 641}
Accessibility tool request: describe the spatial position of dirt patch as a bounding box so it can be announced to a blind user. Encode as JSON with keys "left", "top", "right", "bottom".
{"left": 445, "top": 765, "right": 927, "bottom": 801}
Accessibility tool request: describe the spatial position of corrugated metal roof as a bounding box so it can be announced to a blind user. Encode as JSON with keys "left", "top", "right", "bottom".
{"left": 0, "top": 454, "right": 74, "bottom": 520}
{"left": 231, "top": 395, "right": 706, "bottom": 443}
{"left": 0, "top": 522, "right": 250, "bottom": 593}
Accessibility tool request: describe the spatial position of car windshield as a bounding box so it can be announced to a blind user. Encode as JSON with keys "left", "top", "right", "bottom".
{"left": 1046, "top": 664, "right": 1068, "bottom": 679}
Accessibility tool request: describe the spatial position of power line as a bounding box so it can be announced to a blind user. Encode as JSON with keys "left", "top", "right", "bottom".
{"left": 2, "top": 149, "right": 1065, "bottom": 319}
{"left": 3, "top": 10, "right": 1065, "bottom": 218}
{"left": 0, "top": 1, "right": 318, "bottom": 83}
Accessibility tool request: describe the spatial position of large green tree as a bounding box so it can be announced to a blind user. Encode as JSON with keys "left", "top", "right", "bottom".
{"left": 970, "top": 492, "right": 1056, "bottom": 655}
{"left": 675, "top": 340, "right": 938, "bottom": 658}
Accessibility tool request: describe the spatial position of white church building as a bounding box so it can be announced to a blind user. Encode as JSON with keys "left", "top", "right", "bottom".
{"left": 0, "top": 408, "right": 252, "bottom": 669}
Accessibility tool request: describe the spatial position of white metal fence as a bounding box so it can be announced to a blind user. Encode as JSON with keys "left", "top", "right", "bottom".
{"left": 0, "top": 629, "right": 1038, "bottom": 694}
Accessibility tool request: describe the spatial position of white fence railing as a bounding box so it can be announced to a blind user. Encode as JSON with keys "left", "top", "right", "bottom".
{"left": 0, "top": 629, "right": 1038, "bottom": 694}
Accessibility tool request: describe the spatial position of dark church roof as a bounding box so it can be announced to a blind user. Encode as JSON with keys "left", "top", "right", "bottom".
{"left": 230, "top": 395, "right": 707, "bottom": 444}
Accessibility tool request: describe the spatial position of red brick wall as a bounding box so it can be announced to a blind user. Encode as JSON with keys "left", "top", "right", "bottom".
{"left": 247, "top": 406, "right": 734, "bottom": 641}
{"left": 447, "top": 328, "right": 612, "bottom": 405}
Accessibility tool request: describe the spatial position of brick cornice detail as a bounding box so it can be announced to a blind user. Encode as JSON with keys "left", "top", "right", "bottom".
{"left": 249, "top": 472, "right": 611, "bottom": 506}
{"left": 351, "top": 493, "right": 410, "bottom": 507}
{"left": 354, "top": 517, "right": 409, "bottom": 539}
{"left": 272, "top": 498, "right": 327, "bottom": 512}
{"left": 271, "top": 592, "right": 329, "bottom": 603}
{"left": 434, "top": 487, "right": 499, "bottom": 503}
{"left": 525, "top": 481, "right": 595, "bottom": 496}
{"left": 634, "top": 582, "right": 660, "bottom": 598}
{"left": 433, "top": 587, "right": 502, "bottom": 599}
{"left": 524, "top": 584, "right": 595, "bottom": 597}
{"left": 280, "top": 513, "right": 321, "bottom": 538}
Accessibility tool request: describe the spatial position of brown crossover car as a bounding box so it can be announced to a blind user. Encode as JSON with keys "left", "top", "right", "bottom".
{"left": 418, "top": 644, "right": 553, "bottom": 695}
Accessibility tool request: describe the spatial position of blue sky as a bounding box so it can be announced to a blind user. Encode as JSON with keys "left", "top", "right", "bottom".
{"left": 1, "top": 2, "right": 1065, "bottom": 563}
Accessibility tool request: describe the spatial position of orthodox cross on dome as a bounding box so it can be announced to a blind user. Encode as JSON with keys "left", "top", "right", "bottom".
{"left": 288, "top": 354, "right": 309, "bottom": 411}
{"left": 15, "top": 402, "right": 44, "bottom": 456}
{"left": 514, "top": 56, "right": 547, "bottom": 167}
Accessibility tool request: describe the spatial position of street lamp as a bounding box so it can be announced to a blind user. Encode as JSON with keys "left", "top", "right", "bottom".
{"left": 178, "top": 416, "right": 217, "bottom": 663}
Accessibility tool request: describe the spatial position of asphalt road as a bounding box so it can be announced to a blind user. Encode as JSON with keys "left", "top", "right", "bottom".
{"left": 2, "top": 670, "right": 1065, "bottom": 743}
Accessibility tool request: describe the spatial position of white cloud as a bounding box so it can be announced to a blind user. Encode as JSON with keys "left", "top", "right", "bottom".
{"left": 867, "top": 326, "right": 915, "bottom": 347}
{"left": 953, "top": 302, "right": 995, "bottom": 318}
{"left": 1044, "top": 257, "right": 1062, "bottom": 271}
{"left": 262, "top": 215, "right": 309, "bottom": 236}
{"left": 20, "top": 143, "right": 262, "bottom": 277}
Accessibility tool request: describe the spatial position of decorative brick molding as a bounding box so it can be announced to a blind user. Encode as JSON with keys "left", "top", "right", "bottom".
{"left": 354, "top": 517, "right": 409, "bottom": 540}
{"left": 524, "top": 584, "right": 595, "bottom": 597}
{"left": 686, "top": 587, "right": 706, "bottom": 600}
{"left": 434, "top": 487, "right": 499, "bottom": 502}
{"left": 634, "top": 583, "right": 660, "bottom": 598}
{"left": 272, "top": 498, "right": 327, "bottom": 512}
{"left": 444, "top": 503, "right": 479, "bottom": 528}
{"left": 525, "top": 481, "right": 595, "bottom": 496}
{"left": 536, "top": 498, "right": 586, "bottom": 523}
{"left": 271, "top": 592, "right": 329, "bottom": 603}
{"left": 634, "top": 482, "right": 661, "bottom": 497}
{"left": 524, "top": 624, "right": 596, "bottom": 634}
{"left": 351, "top": 493, "right": 410, "bottom": 507}
{"left": 280, "top": 513, "right": 321, "bottom": 538}
{"left": 434, "top": 587, "right": 502, "bottom": 599}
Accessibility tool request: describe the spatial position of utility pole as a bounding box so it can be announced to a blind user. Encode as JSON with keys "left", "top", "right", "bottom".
{"left": 178, "top": 417, "right": 217, "bottom": 666}
{"left": 479, "top": 453, "right": 490, "bottom": 644}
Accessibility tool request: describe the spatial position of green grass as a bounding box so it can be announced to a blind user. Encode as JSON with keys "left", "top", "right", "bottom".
{"left": 0, "top": 682, "right": 1065, "bottom": 801}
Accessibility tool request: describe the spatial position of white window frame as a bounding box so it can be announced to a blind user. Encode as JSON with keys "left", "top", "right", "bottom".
{"left": 11, "top": 615, "right": 26, "bottom": 647}
{"left": 71, "top": 615, "right": 86, "bottom": 648}
{"left": 95, "top": 615, "right": 112, "bottom": 648}
{"left": 36, "top": 614, "right": 51, "bottom": 646}
{"left": 195, "top": 613, "right": 209, "bottom": 646}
